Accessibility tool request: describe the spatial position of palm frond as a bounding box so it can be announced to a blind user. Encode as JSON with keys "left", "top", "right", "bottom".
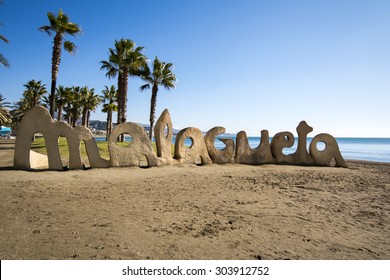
{"left": 100, "top": 60, "right": 118, "bottom": 78}
{"left": 139, "top": 84, "right": 150, "bottom": 92}
{"left": 0, "top": 53, "right": 10, "bottom": 68}
{"left": 47, "top": 12, "right": 58, "bottom": 29}
{"left": 64, "top": 22, "right": 82, "bottom": 36}
{"left": 0, "top": 34, "right": 9, "bottom": 44}
{"left": 38, "top": 25, "right": 53, "bottom": 36}
{"left": 0, "top": 107, "right": 11, "bottom": 125}
{"left": 63, "top": 40, "right": 77, "bottom": 55}
{"left": 0, "top": 93, "right": 11, "bottom": 107}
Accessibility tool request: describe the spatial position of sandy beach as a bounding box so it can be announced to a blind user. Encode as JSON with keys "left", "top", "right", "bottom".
{"left": 1, "top": 140, "right": 389, "bottom": 260}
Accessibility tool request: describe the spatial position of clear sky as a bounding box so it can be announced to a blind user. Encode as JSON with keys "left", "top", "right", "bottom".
{"left": 0, "top": 0, "right": 389, "bottom": 137}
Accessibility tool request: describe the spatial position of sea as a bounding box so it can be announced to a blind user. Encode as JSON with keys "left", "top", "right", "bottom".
{"left": 95, "top": 136, "right": 390, "bottom": 163}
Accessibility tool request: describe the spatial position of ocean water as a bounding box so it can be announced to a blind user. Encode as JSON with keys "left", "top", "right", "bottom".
{"left": 330, "top": 138, "right": 390, "bottom": 163}
{"left": 95, "top": 136, "right": 390, "bottom": 163}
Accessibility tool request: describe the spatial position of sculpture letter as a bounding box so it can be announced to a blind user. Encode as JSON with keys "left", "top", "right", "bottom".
{"left": 309, "top": 133, "right": 348, "bottom": 167}
{"left": 174, "top": 127, "right": 212, "bottom": 165}
{"left": 154, "top": 109, "right": 173, "bottom": 164}
{"left": 109, "top": 122, "right": 158, "bottom": 167}
{"left": 235, "top": 130, "right": 274, "bottom": 164}
{"left": 205, "top": 127, "right": 235, "bottom": 164}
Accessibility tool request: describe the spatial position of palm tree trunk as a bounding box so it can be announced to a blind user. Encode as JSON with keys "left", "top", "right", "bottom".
{"left": 117, "top": 72, "right": 123, "bottom": 124}
{"left": 122, "top": 69, "right": 129, "bottom": 142}
{"left": 72, "top": 107, "right": 78, "bottom": 127}
{"left": 72, "top": 116, "right": 76, "bottom": 127}
{"left": 108, "top": 112, "right": 112, "bottom": 137}
{"left": 50, "top": 33, "right": 63, "bottom": 117}
{"left": 86, "top": 110, "right": 91, "bottom": 128}
{"left": 106, "top": 111, "right": 112, "bottom": 141}
{"left": 121, "top": 67, "right": 129, "bottom": 125}
{"left": 149, "top": 84, "right": 158, "bottom": 140}
{"left": 118, "top": 68, "right": 129, "bottom": 142}
{"left": 106, "top": 112, "right": 110, "bottom": 141}
{"left": 57, "top": 102, "right": 63, "bottom": 121}
{"left": 117, "top": 72, "right": 124, "bottom": 141}
{"left": 81, "top": 107, "right": 88, "bottom": 126}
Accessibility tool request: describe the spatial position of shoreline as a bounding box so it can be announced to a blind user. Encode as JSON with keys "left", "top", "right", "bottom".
{"left": 1, "top": 140, "right": 389, "bottom": 259}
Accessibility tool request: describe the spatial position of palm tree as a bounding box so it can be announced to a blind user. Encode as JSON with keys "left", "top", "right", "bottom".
{"left": 0, "top": 0, "right": 10, "bottom": 68}
{"left": 41, "top": 95, "right": 50, "bottom": 109}
{"left": 0, "top": 93, "right": 11, "bottom": 125}
{"left": 140, "top": 57, "right": 177, "bottom": 140}
{"left": 38, "top": 9, "right": 81, "bottom": 117}
{"left": 63, "top": 86, "right": 82, "bottom": 127}
{"left": 80, "top": 86, "right": 90, "bottom": 126}
{"left": 11, "top": 79, "right": 46, "bottom": 126}
{"left": 80, "top": 87, "right": 101, "bottom": 128}
{"left": 55, "top": 85, "right": 68, "bottom": 121}
{"left": 100, "top": 39, "right": 147, "bottom": 140}
{"left": 101, "top": 85, "right": 117, "bottom": 140}
{"left": 22, "top": 79, "right": 47, "bottom": 108}
{"left": 11, "top": 98, "right": 29, "bottom": 126}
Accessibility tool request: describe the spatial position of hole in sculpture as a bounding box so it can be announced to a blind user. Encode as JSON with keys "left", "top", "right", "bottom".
{"left": 216, "top": 138, "right": 227, "bottom": 151}
{"left": 195, "top": 156, "right": 202, "bottom": 165}
{"left": 30, "top": 133, "right": 48, "bottom": 169}
{"left": 284, "top": 135, "right": 289, "bottom": 141}
{"left": 81, "top": 140, "right": 91, "bottom": 169}
{"left": 60, "top": 136, "right": 70, "bottom": 168}
{"left": 117, "top": 133, "right": 133, "bottom": 147}
{"left": 184, "top": 137, "right": 194, "bottom": 148}
{"left": 282, "top": 141, "right": 297, "bottom": 156}
{"left": 139, "top": 155, "right": 149, "bottom": 168}
{"left": 124, "top": 133, "right": 133, "bottom": 143}
{"left": 164, "top": 124, "right": 169, "bottom": 139}
{"left": 249, "top": 138, "right": 259, "bottom": 149}
{"left": 282, "top": 147, "right": 291, "bottom": 156}
{"left": 316, "top": 141, "right": 326, "bottom": 152}
{"left": 330, "top": 158, "right": 336, "bottom": 167}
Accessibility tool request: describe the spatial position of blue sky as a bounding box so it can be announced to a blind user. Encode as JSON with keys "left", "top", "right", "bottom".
{"left": 1, "top": 0, "right": 389, "bottom": 137}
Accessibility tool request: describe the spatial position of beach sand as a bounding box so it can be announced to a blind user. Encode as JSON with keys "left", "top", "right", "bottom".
{"left": 1, "top": 140, "right": 389, "bottom": 260}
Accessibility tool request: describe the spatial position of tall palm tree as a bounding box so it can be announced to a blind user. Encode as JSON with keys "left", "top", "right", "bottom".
{"left": 38, "top": 9, "right": 81, "bottom": 117}
{"left": 22, "top": 79, "right": 47, "bottom": 108}
{"left": 140, "top": 57, "right": 177, "bottom": 140}
{"left": 80, "top": 87, "right": 101, "bottom": 128}
{"left": 0, "top": 93, "right": 11, "bottom": 125}
{"left": 100, "top": 38, "right": 147, "bottom": 140}
{"left": 0, "top": 0, "right": 10, "bottom": 68}
{"left": 101, "top": 85, "right": 117, "bottom": 140}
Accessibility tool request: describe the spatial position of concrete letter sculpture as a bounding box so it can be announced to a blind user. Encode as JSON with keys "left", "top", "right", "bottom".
{"left": 14, "top": 106, "right": 348, "bottom": 170}
{"left": 291, "top": 121, "right": 314, "bottom": 165}
{"left": 108, "top": 122, "right": 158, "bottom": 167}
{"left": 205, "top": 127, "right": 235, "bottom": 164}
{"left": 271, "top": 131, "right": 294, "bottom": 164}
{"left": 174, "top": 127, "right": 212, "bottom": 165}
{"left": 14, "top": 106, "right": 110, "bottom": 170}
{"left": 154, "top": 109, "right": 173, "bottom": 164}
{"left": 309, "top": 133, "right": 348, "bottom": 168}
{"left": 235, "top": 130, "right": 274, "bottom": 164}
